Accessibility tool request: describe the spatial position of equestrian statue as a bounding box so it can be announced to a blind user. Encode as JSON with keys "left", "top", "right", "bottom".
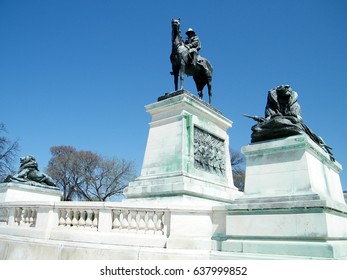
{"left": 170, "top": 18, "right": 213, "bottom": 105}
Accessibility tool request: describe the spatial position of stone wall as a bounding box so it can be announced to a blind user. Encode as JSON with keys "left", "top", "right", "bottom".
{"left": 2, "top": 198, "right": 347, "bottom": 259}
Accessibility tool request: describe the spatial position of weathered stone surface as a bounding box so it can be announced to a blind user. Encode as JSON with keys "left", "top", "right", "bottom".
{"left": 125, "top": 89, "right": 241, "bottom": 204}
{"left": 0, "top": 182, "right": 61, "bottom": 202}
{"left": 241, "top": 135, "right": 343, "bottom": 203}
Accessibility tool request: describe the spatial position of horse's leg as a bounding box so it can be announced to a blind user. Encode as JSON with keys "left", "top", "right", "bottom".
{"left": 198, "top": 90, "right": 203, "bottom": 99}
{"left": 174, "top": 73, "right": 178, "bottom": 91}
{"left": 193, "top": 75, "right": 202, "bottom": 99}
{"left": 207, "top": 80, "right": 212, "bottom": 105}
{"left": 180, "top": 64, "right": 185, "bottom": 90}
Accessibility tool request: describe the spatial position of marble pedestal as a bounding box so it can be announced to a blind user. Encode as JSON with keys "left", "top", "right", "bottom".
{"left": 242, "top": 135, "right": 344, "bottom": 203}
{"left": 0, "top": 182, "right": 61, "bottom": 202}
{"left": 124, "top": 90, "right": 241, "bottom": 205}
{"left": 221, "top": 135, "right": 347, "bottom": 259}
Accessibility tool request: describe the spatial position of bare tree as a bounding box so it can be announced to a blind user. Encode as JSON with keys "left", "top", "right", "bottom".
{"left": 46, "top": 146, "right": 82, "bottom": 201}
{"left": 79, "top": 158, "right": 135, "bottom": 201}
{"left": 0, "top": 123, "right": 19, "bottom": 181}
{"left": 230, "top": 148, "right": 245, "bottom": 192}
{"left": 46, "top": 145, "right": 136, "bottom": 201}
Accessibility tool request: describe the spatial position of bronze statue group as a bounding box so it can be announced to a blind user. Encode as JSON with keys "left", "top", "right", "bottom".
{"left": 170, "top": 19, "right": 334, "bottom": 160}
{"left": 1, "top": 19, "right": 335, "bottom": 187}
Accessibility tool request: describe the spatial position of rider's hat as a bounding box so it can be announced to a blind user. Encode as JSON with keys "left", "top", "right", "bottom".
{"left": 185, "top": 28, "right": 195, "bottom": 35}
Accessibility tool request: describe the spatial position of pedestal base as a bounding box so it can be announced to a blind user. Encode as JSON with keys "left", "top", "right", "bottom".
{"left": 221, "top": 195, "right": 347, "bottom": 258}
{"left": 219, "top": 135, "right": 347, "bottom": 258}
{"left": 241, "top": 135, "right": 344, "bottom": 203}
{"left": 124, "top": 90, "right": 241, "bottom": 205}
{"left": 126, "top": 173, "right": 238, "bottom": 205}
{"left": 0, "top": 182, "right": 61, "bottom": 202}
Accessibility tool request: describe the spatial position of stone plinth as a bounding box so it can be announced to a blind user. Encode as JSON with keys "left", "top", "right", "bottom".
{"left": 0, "top": 182, "right": 61, "bottom": 202}
{"left": 124, "top": 90, "right": 241, "bottom": 204}
{"left": 219, "top": 135, "right": 347, "bottom": 259}
{"left": 221, "top": 195, "right": 347, "bottom": 259}
{"left": 241, "top": 135, "right": 344, "bottom": 203}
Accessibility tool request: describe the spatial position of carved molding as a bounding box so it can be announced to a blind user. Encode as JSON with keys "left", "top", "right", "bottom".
{"left": 194, "top": 126, "right": 226, "bottom": 176}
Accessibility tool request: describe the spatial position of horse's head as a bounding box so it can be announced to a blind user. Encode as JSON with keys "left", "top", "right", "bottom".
{"left": 171, "top": 18, "right": 182, "bottom": 46}
{"left": 171, "top": 18, "right": 181, "bottom": 32}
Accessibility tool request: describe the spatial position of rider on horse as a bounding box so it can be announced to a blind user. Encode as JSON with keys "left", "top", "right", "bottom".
{"left": 184, "top": 28, "right": 210, "bottom": 73}
{"left": 184, "top": 28, "right": 201, "bottom": 68}
{"left": 170, "top": 19, "right": 213, "bottom": 104}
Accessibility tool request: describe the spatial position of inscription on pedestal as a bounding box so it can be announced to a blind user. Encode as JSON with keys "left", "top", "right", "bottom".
{"left": 194, "top": 126, "right": 226, "bottom": 176}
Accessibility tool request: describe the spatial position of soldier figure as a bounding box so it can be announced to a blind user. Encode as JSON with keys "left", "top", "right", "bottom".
{"left": 244, "top": 85, "right": 334, "bottom": 159}
{"left": 184, "top": 28, "right": 201, "bottom": 67}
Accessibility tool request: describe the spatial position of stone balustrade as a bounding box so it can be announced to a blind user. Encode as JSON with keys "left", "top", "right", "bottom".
{"left": 57, "top": 208, "right": 99, "bottom": 230}
{"left": 3, "top": 197, "right": 346, "bottom": 259}
{"left": 0, "top": 201, "right": 169, "bottom": 237}
{"left": 14, "top": 206, "right": 37, "bottom": 227}
{"left": 111, "top": 209, "right": 165, "bottom": 235}
{"left": 0, "top": 200, "right": 227, "bottom": 259}
{"left": 1, "top": 205, "right": 38, "bottom": 227}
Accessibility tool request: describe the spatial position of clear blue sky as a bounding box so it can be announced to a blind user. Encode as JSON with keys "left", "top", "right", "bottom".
{"left": 1, "top": 0, "right": 346, "bottom": 190}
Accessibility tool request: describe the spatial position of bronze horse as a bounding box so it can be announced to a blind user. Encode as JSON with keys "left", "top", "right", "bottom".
{"left": 170, "top": 18, "right": 213, "bottom": 104}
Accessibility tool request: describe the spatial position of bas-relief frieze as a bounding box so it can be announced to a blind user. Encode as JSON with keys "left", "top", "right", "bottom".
{"left": 193, "top": 126, "right": 226, "bottom": 176}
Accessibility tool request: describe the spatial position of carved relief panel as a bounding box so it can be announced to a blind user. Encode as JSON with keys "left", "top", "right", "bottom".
{"left": 193, "top": 126, "right": 226, "bottom": 176}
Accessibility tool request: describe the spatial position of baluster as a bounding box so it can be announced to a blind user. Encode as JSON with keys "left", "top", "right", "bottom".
{"left": 65, "top": 209, "right": 73, "bottom": 227}
{"left": 85, "top": 210, "right": 93, "bottom": 228}
{"left": 24, "top": 209, "right": 30, "bottom": 225}
{"left": 59, "top": 209, "right": 67, "bottom": 227}
{"left": 112, "top": 210, "right": 121, "bottom": 231}
{"left": 27, "top": 208, "right": 32, "bottom": 226}
{"left": 22, "top": 208, "right": 29, "bottom": 226}
{"left": 18, "top": 208, "right": 24, "bottom": 225}
{"left": 121, "top": 210, "right": 129, "bottom": 232}
{"left": 29, "top": 208, "right": 37, "bottom": 226}
{"left": 71, "top": 209, "right": 79, "bottom": 228}
{"left": 14, "top": 207, "right": 22, "bottom": 225}
{"left": 129, "top": 210, "right": 138, "bottom": 233}
{"left": 78, "top": 210, "right": 86, "bottom": 228}
{"left": 19, "top": 207, "right": 24, "bottom": 225}
{"left": 92, "top": 210, "right": 98, "bottom": 230}
{"left": 155, "top": 211, "right": 165, "bottom": 235}
{"left": 146, "top": 211, "right": 155, "bottom": 234}
{"left": 34, "top": 209, "right": 38, "bottom": 225}
{"left": 138, "top": 211, "right": 146, "bottom": 234}
{"left": 0, "top": 208, "right": 8, "bottom": 225}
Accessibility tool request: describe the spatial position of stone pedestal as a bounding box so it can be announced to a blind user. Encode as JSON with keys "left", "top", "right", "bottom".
{"left": 124, "top": 90, "right": 241, "bottom": 205}
{"left": 0, "top": 182, "right": 61, "bottom": 202}
{"left": 241, "top": 135, "right": 344, "bottom": 203}
{"left": 220, "top": 135, "right": 347, "bottom": 259}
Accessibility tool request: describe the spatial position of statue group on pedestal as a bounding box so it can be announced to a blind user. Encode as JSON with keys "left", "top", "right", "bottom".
{"left": 170, "top": 18, "right": 213, "bottom": 105}
{"left": 244, "top": 85, "right": 334, "bottom": 159}
{"left": 1, "top": 20, "right": 335, "bottom": 190}
{"left": 4, "top": 155, "right": 56, "bottom": 187}
{"left": 169, "top": 19, "right": 334, "bottom": 160}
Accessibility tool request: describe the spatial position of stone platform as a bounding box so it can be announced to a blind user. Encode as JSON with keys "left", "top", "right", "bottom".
{"left": 0, "top": 182, "right": 61, "bottom": 202}
{"left": 0, "top": 91, "right": 346, "bottom": 259}
{"left": 241, "top": 135, "right": 344, "bottom": 203}
{"left": 218, "top": 135, "right": 347, "bottom": 259}
{"left": 124, "top": 90, "right": 242, "bottom": 205}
